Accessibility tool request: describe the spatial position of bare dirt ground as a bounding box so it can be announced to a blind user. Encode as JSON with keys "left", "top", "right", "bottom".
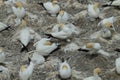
{"left": 0, "top": 0, "right": 120, "bottom": 80}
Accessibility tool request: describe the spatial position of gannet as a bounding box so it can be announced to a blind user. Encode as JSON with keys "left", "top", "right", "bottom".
{"left": 59, "top": 61, "right": 72, "bottom": 79}
{"left": 19, "top": 61, "right": 35, "bottom": 80}
{"left": 38, "top": 0, "right": 60, "bottom": 16}
{"left": 88, "top": 3, "right": 100, "bottom": 21}
{"left": 57, "top": 10, "right": 70, "bottom": 24}
{"left": 33, "top": 38, "right": 59, "bottom": 56}
{"left": 83, "top": 68, "right": 102, "bottom": 80}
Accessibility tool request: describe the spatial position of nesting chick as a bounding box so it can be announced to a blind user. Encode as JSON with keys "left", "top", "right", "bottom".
{"left": 19, "top": 61, "right": 35, "bottom": 80}
{"left": 0, "top": 65, "right": 10, "bottom": 80}
{"left": 59, "top": 61, "right": 72, "bottom": 79}
{"left": 33, "top": 38, "right": 60, "bottom": 56}
{"left": 46, "top": 23, "right": 80, "bottom": 39}
{"left": 98, "top": 16, "right": 116, "bottom": 31}
{"left": 115, "top": 57, "right": 120, "bottom": 74}
{"left": 0, "top": 47, "right": 5, "bottom": 63}
{"left": 38, "top": 0, "right": 60, "bottom": 17}
{"left": 84, "top": 68, "right": 102, "bottom": 80}
{"left": 0, "top": 22, "right": 11, "bottom": 32}
{"left": 101, "top": 28, "right": 112, "bottom": 39}
{"left": 88, "top": 3, "right": 100, "bottom": 21}
{"left": 12, "top": 2, "right": 25, "bottom": 19}
{"left": 28, "top": 52, "right": 45, "bottom": 65}
{"left": 57, "top": 10, "right": 70, "bottom": 24}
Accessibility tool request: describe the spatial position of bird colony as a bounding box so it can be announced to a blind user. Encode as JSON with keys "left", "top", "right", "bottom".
{"left": 0, "top": 0, "right": 120, "bottom": 80}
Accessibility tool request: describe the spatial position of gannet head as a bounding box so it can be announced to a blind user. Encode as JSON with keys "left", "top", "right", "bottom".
{"left": 15, "top": 2, "right": 22, "bottom": 8}
{"left": 44, "top": 41, "right": 52, "bottom": 45}
{"left": 0, "top": 47, "right": 3, "bottom": 53}
{"left": 52, "top": 0, "right": 58, "bottom": 4}
{"left": 94, "top": 68, "right": 101, "bottom": 75}
{"left": 58, "top": 23, "right": 64, "bottom": 28}
{"left": 59, "top": 10, "right": 64, "bottom": 15}
{"left": 20, "top": 65, "right": 26, "bottom": 72}
{"left": 93, "top": 3, "right": 99, "bottom": 11}
{"left": 86, "top": 43, "right": 93, "bottom": 48}
{"left": 20, "top": 65, "right": 27, "bottom": 72}
{"left": 21, "top": 19, "right": 26, "bottom": 27}
{"left": 105, "top": 21, "right": 112, "bottom": 29}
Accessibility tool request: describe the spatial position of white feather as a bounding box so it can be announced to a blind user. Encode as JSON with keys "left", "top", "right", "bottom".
{"left": 12, "top": 6, "right": 25, "bottom": 19}
{"left": 115, "top": 57, "right": 120, "bottom": 74}
{"left": 0, "top": 22, "right": 8, "bottom": 31}
{"left": 51, "top": 23, "right": 79, "bottom": 39}
{"left": 111, "top": 0, "right": 120, "bottom": 6}
{"left": 20, "top": 27, "right": 31, "bottom": 47}
{"left": 98, "top": 16, "right": 115, "bottom": 28}
{"left": 19, "top": 62, "right": 35, "bottom": 80}
{"left": 34, "top": 38, "right": 58, "bottom": 56}
{"left": 88, "top": 4, "right": 100, "bottom": 21}
{"left": 64, "top": 43, "right": 79, "bottom": 53}
{"left": 0, "top": 66, "right": 10, "bottom": 80}
{"left": 0, "top": 51, "right": 5, "bottom": 63}
{"left": 43, "top": 2, "right": 60, "bottom": 16}
{"left": 57, "top": 11, "right": 70, "bottom": 23}
{"left": 31, "top": 53, "right": 45, "bottom": 65}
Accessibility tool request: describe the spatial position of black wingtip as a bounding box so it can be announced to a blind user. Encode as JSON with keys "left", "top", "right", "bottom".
{"left": 17, "top": 40, "right": 28, "bottom": 52}
{"left": 50, "top": 45, "right": 61, "bottom": 54}
{"left": 20, "top": 46, "right": 28, "bottom": 52}
{"left": 114, "top": 48, "right": 120, "bottom": 52}
{"left": 78, "top": 48, "right": 89, "bottom": 52}
{"left": 0, "top": 63, "right": 6, "bottom": 67}
{"left": 45, "top": 33, "right": 54, "bottom": 38}
{"left": 102, "top": 4, "right": 111, "bottom": 7}
{"left": 37, "top": 3, "right": 43, "bottom": 6}
{"left": 28, "top": 57, "right": 31, "bottom": 64}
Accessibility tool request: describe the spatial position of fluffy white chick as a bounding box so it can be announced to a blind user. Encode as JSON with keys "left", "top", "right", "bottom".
{"left": 83, "top": 68, "right": 102, "bottom": 80}
{"left": 57, "top": 10, "right": 70, "bottom": 24}
{"left": 29, "top": 52, "right": 45, "bottom": 65}
{"left": 12, "top": 2, "right": 25, "bottom": 19}
{"left": 88, "top": 3, "right": 100, "bottom": 21}
{"left": 59, "top": 61, "right": 72, "bottom": 79}
{"left": 0, "top": 47, "right": 5, "bottom": 63}
{"left": 38, "top": 0, "right": 60, "bottom": 17}
{"left": 33, "top": 38, "right": 59, "bottom": 56}
{"left": 19, "top": 61, "right": 35, "bottom": 80}
{"left": 0, "top": 22, "right": 11, "bottom": 32}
